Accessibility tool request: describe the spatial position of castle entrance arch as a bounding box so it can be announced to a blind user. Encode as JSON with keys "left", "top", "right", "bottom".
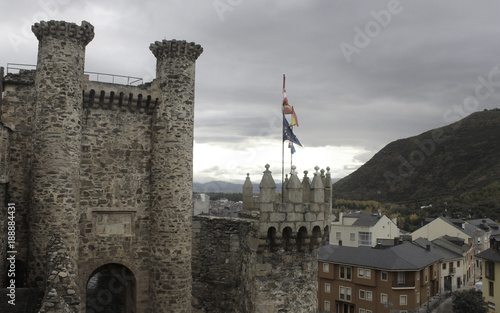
{"left": 86, "top": 263, "right": 136, "bottom": 313}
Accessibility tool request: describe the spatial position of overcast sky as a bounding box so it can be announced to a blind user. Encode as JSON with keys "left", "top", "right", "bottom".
{"left": 2, "top": 0, "right": 500, "bottom": 184}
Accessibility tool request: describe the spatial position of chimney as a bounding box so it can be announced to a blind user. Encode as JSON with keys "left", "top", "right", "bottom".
{"left": 426, "top": 244, "right": 431, "bottom": 251}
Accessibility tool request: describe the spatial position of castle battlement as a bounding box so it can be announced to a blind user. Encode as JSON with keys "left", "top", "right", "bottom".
{"left": 82, "top": 89, "right": 158, "bottom": 114}
{"left": 32, "top": 20, "right": 94, "bottom": 45}
{"left": 150, "top": 39, "right": 203, "bottom": 61}
{"left": 243, "top": 164, "right": 332, "bottom": 253}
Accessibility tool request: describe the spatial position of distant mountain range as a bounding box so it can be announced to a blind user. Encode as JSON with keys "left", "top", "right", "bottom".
{"left": 193, "top": 180, "right": 340, "bottom": 194}
{"left": 333, "top": 109, "right": 500, "bottom": 204}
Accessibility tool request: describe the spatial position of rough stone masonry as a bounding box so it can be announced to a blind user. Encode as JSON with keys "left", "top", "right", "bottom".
{"left": 0, "top": 20, "right": 331, "bottom": 313}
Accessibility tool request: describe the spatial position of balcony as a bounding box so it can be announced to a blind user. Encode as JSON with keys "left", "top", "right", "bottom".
{"left": 392, "top": 280, "right": 416, "bottom": 289}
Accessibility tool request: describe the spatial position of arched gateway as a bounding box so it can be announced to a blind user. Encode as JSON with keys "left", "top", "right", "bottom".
{"left": 86, "top": 264, "right": 136, "bottom": 313}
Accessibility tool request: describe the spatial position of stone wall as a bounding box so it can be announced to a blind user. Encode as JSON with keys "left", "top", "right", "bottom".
{"left": 192, "top": 215, "right": 256, "bottom": 313}
{"left": 1, "top": 70, "right": 36, "bottom": 284}
{"left": 39, "top": 235, "right": 80, "bottom": 313}
{"left": 0, "top": 123, "right": 9, "bottom": 287}
{"left": 78, "top": 79, "right": 153, "bottom": 313}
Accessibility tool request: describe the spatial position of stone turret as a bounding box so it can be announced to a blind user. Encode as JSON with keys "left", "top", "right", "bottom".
{"left": 29, "top": 20, "right": 94, "bottom": 293}
{"left": 242, "top": 164, "right": 332, "bottom": 313}
{"left": 149, "top": 39, "right": 203, "bottom": 312}
{"left": 242, "top": 173, "right": 253, "bottom": 211}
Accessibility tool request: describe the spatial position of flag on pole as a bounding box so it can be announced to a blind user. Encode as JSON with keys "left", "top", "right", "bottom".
{"left": 283, "top": 117, "right": 302, "bottom": 146}
{"left": 288, "top": 142, "right": 296, "bottom": 154}
{"left": 290, "top": 107, "right": 299, "bottom": 127}
{"left": 282, "top": 89, "right": 293, "bottom": 114}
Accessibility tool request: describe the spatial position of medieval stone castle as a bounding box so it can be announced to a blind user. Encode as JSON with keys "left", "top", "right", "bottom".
{"left": 0, "top": 20, "right": 331, "bottom": 313}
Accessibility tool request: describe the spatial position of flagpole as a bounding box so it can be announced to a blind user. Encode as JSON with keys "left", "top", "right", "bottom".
{"left": 281, "top": 74, "right": 285, "bottom": 201}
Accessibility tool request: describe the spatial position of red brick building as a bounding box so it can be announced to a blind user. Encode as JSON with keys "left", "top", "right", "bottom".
{"left": 318, "top": 242, "right": 442, "bottom": 313}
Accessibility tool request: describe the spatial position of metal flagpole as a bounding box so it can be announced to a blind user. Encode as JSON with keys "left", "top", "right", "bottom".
{"left": 282, "top": 74, "right": 285, "bottom": 200}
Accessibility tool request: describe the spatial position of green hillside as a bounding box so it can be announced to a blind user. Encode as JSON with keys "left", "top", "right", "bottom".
{"left": 333, "top": 109, "right": 500, "bottom": 216}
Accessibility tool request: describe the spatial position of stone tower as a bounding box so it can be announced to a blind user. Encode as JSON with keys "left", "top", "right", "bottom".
{"left": 149, "top": 40, "right": 203, "bottom": 312}
{"left": 29, "top": 20, "right": 94, "bottom": 289}
{"left": 243, "top": 165, "right": 332, "bottom": 313}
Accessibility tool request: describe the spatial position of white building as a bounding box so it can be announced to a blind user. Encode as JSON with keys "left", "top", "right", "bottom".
{"left": 331, "top": 212, "right": 400, "bottom": 247}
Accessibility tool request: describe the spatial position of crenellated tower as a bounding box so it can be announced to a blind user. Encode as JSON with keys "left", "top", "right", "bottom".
{"left": 29, "top": 20, "right": 94, "bottom": 293}
{"left": 242, "top": 164, "right": 332, "bottom": 313}
{"left": 149, "top": 39, "right": 203, "bottom": 312}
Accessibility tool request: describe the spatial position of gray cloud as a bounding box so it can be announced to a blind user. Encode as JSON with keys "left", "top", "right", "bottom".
{"left": 2, "top": 0, "right": 500, "bottom": 181}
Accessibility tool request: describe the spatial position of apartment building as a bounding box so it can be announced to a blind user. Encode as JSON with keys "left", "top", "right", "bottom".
{"left": 331, "top": 212, "right": 400, "bottom": 247}
{"left": 414, "top": 237, "right": 471, "bottom": 293}
{"left": 476, "top": 233, "right": 500, "bottom": 313}
{"left": 318, "top": 242, "right": 441, "bottom": 313}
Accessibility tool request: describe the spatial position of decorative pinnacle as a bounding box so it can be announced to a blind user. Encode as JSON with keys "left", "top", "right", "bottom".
{"left": 32, "top": 20, "right": 95, "bottom": 46}
{"left": 264, "top": 164, "right": 270, "bottom": 172}
{"left": 314, "top": 166, "right": 320, "bottom": 175}
{"left": 303, "top": 170, "right": 308, "bottom": 177}
{"left": 150, "top": 39, "right": 203, "bottom": 61}
{"left": 260, "top": 164, "right": 276, "bottom": 189}
{"left": 326, "top": 166, "right": 331, "bottom": 174}
{"left": 291, "top": 165, "right": 297, "bottom": 175}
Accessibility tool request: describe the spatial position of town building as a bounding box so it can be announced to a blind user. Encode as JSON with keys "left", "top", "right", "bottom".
{"left": 414, "top": 237, "right": 471, "bottom": 293}
{"left": 412, "top": 216, "right": 482, "bottom": 286}
{"left": 318, "top": 242, "right": 442, "bottom": 313}
{"left": 331, "top": 212, "right": 400, "bottom": 247}
{"left": 476, "top": 233, "right": 500, "bottom": 313}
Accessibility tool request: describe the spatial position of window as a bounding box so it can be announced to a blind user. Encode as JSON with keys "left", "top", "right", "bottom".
{"left": 336, "top": 232, "right": 342, "bottom": 239}
{"left": 366, "top": 311, "right": 372, "bottom": 313}
{"left": 358, "top": 268, "right": 364, "bottom": 277}
{"left": 425, "top": 268, "right": 428, "bottom": 283}
{"left": 340, "top": 286, "right": 352, "bottom": 301}
{"left": 365, "top": 269, "right": 371, "bottom": 279}
{"left": 490, "top": 281, "right": 495, "bottom": 297}
{"left": 398, "top": 272, "right": 405, "bottom": 284}
{"left": 350, "top": 233, "right": 356, "bottom": 241}
{"left": 323, "top": 263, "right": 329, "bottom": 273}
{"left": 324, "top": 301, "right": 330, "bottom": 311}
{"left": 486, "top": 261, "right": 495, "bottom": 280}
{"left": 400, "top": 295, "right": 407, "bottom": 305}
{"left": 381, "top": 293, "right": 388, "bottom": 304}
{"left": 360, "top": 309, "right": 365, "bottom": 313}
{"left": 381, "top": 271, "right": 388, "bottom": 281}
{"left": 359, "top": 290, "right": 365, "bottom": 299}
{"left": 457, "top": 261, "right": 460, "bottom": 267}
{"left": 359, "top": 232, "right": 372, "bottom": 246}
{"left": 417, "top": 293, "right": 420, "bottom": 303}
{"left": 366, "top": 291, "right": 373, "bottom": 301}
{"left": 340, "top": 266, "right": 352, "bottom": 280}
{"left": 442, "top": 263, "right": 446, "bottom": 270}
{"left": 325, "top": 283, "right": 331, "bottom": 293}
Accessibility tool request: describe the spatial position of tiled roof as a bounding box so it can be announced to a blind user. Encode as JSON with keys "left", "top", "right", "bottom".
{"left": 476, "top": 248, "right": 500, "bottom": 263}
{"left": 319, "top": 241, "right": 442, "bottom": 270}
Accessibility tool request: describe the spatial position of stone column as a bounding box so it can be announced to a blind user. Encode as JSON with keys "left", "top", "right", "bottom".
{"left": 149, "top": 39, "right": 202, "bottom": 313}
{"left": 29, "top": 20, "right": 94, "bottom": 287}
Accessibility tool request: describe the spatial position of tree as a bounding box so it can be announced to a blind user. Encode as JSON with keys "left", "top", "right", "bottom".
{"left": 452, "top": 289, "right": 488, "bottom": 313}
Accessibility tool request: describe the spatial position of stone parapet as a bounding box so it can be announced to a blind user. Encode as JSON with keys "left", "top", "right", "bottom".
{"left": 150, "top": 39, "right": 203, "bottom": 61}
{"left": 32, "top": 20, "right": 94, "bottom": 46}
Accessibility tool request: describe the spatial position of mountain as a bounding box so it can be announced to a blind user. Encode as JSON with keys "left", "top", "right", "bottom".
{"left": 193, "top": 181, "right": 244, "bottom": 193}
{"left": 333, "top": 109, "right": 500, "bottom": 204}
